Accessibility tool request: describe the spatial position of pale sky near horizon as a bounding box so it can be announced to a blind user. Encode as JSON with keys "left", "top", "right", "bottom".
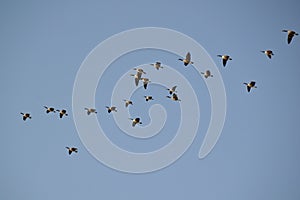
{"left": 1, "top": 1, "right": 300, "bottom": 199}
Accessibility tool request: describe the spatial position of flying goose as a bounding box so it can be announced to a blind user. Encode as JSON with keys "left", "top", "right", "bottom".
{"left": 123, "top": 99, "right": 133, "bottom": 108}
{"left": 141, "top": 78, "right": 150, "bottom": 89}
{"left": 178, "top": 52, "right": 194, "bottom": 66}
{"left": 20, "top": 112, "right": 32, "bottom": 121}
{"left": 150, "top": 62, "right": 163, "bottom": 70}
{"left": 106, "top": 106, "right": 117, "bottom": 113}
{"left": 217, "top": 54, "right": 232, "bottom": 67}
{"left": 167, "top": 86, "right": 177, "bottom": 95}
{"left": 282, "top": 29, "right": 298, "bottom": 44}
{"left": 261, "top": 50, "right": 274, "bottom": 59}
{"left": 65, "top": 147, "right": 78, "bottom": 155}
{"left": 243, "top": 81, "right": 257, "bottom": 92}
{"left": 201, "top": 70, "right": 213, "bottom": 78}
{"left": 84, "top": 108, "right": 97, "bottom": 115}
{"left": 133, "top": 68, "right": 146, "bottom": 80}
{"left": 144, "top": 96, "right": 154, "bottom": 101}
{"left": 129, "top": 117, "right": 142, "bottom": 127}
{"left": 130, "top": 74, "right": 141, "bottom": 86}
{"left": 166, "top": 93, "right": 181, "bottom": 101}
{"left": 44, "top": 106, "right": 56, "bottom": 113}
{"left": 133, "top": 68, "right": 146, "bottom": 74}
{"left": 56, "top": 109, "right": 68, "bottom": 118}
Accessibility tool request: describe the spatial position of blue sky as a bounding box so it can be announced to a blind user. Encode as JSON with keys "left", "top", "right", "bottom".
{"left": 1, "top": 0, "right": 300, "bottom": 199}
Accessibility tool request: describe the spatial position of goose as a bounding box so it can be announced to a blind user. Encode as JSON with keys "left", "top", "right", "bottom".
{"left": 217, "top": 54, "right": 232, "bottom": 67}
{"left": 133, "top": 68, "right": 146, "bottom": 80}
{"left": 56, "top": 109, "right": 68, "bottom": 118}
{"left": 133, "top": 68, "right": 146, "bottom": 74}
{"left": 178, "top": 52, "right": 194, "bottom": 66}
{"left": 130, "top": 74, "right": 141, "bottom": 86}
{"left": 84, "top": 108, "right": 97, "bottom": 115}
{"left": 20, "top": 112, "right": 32, "bottom": 121}
{"left": 166, "top": 93, "right": 181, "bottom": 101}
{"left": 201, "top": 70, "right": 213, "bottom": 78}
{"left": 243, "top": 81, "right": 257, "bottom": 92}
{"left": 44, "top": 106, "right": 56, "bottom": 113}
{"left": 129, "top": 117, "right": 142, "bottom": 127}
{"left": 261, "top": 50, "right": 274, "bottom": 59}
{"left": 167, "top": 86, "right": 177, "bottom": 95}
{"left": 141, "top": 78, "right": 150, "bottom": 89}
{"left": 144, "top": 95, "right": 154, "bottom": 101}
{"left": 65, "top": 147, "right": 78, "bottom": 155}
{"left": 123, "top": 99, "right": 133, "bottom": 108}
{"left": 282, "top": 29, "right": 298, "bottom": 44}
{"left": 106, "top": 106, "right": 117, "bottom": 113}
{"left": 150, "top": 62, "right": 163, "bottom": 70}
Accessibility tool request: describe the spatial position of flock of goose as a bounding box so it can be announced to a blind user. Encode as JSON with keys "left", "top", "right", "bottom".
{"left": 20, "top": 29, "right": 298, "bottom": 156}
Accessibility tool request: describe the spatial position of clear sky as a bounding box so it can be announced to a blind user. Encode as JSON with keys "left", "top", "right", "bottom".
{"left": 1, "top": 0, "right": 300, "bottom": 199}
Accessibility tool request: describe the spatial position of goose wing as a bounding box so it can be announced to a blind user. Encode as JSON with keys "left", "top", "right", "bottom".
{"left": 249, "top": 81, "right": 256, "bottom": 87}
{"left": 186, "top": 52, "right": 191, "bottom": 62}
{"left": 134, "top": 77, "right": 139, "bottom": 86}
{"left": 222, "top": 59, "right": 227, "bottom": 67}
{"left": 287, "top": 33, "right": 294, "bottom": 44}
{"left": 247, "top": 86, "right": 251, "bottom": 92}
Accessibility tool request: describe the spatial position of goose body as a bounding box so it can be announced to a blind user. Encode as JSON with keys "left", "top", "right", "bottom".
{"left": 144, "top": 96, "right": 154, "bottom": 101}
{"left": 123, "top": 99, "right": 133, "bottom": 108}
{"left": 178, "top": 52, "right": 194, "bottom": 66}
{"left": 261, "top": 50, "right": 274, "bottom": 59}
{"left": 20, "top": 112, "right": 32, "bottom": 121}
{"left": 201, "top": 70, "right": 213, "bottom": 78}
{"left": 166, "top": 93, "right": 181, "bottom": 101}
{"left": 106, "top": 106, "right": 117, "bottom": 113}
{"left": 44, "top": 106, "right": 56, "bottom": 113}
{"left": 56, "top": 109, "right": 68, "bottom": 118}
{"left": 130, "top": 74, "right": 141, "bottom": 86}
{"left": 217, "top": 54, "right": 232, "bottom": 67}
{"left": 243, "top": 81, "right": 257, "bottom": 92}
{"left": 84, "top": 108, "right": 97, "bottom": 115}
{"left": 129, "top": 117, "right": 142, "bottom": 127}
{"left": 133, "top": 68, "right": 146, "bottom": 80}
{"left": 282, "top": 29, "right": 298, "bottom": 44}
{"left": 150, "top": 62, "right": 163, "bottom": 70}
{"left": 141, "top": 78, "right": 150, "bottom": 89}
{"left": 167, "top": 86, "right": 177, "bottom": 95}
{"left": 66, "top": 147, "right": 78, "bottom": 155}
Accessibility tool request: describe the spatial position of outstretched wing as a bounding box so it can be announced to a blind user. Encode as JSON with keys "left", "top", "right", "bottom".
{"left": 186, "top": 52, "right": 191, "bottom": 62}
{"left": 287, "top": 34, "right": 294, "bottom": 44}
{"left": 249, "top": 81, "right": 256, "bottom": 87}
{"left": 247, "top": 86, "right": 251, "bottom": 92}
{"left": 222, "top": 59, "right": 227, "bottom": 67}
{"left": 134, "top": 77, "right": 139, "bottom": 86}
